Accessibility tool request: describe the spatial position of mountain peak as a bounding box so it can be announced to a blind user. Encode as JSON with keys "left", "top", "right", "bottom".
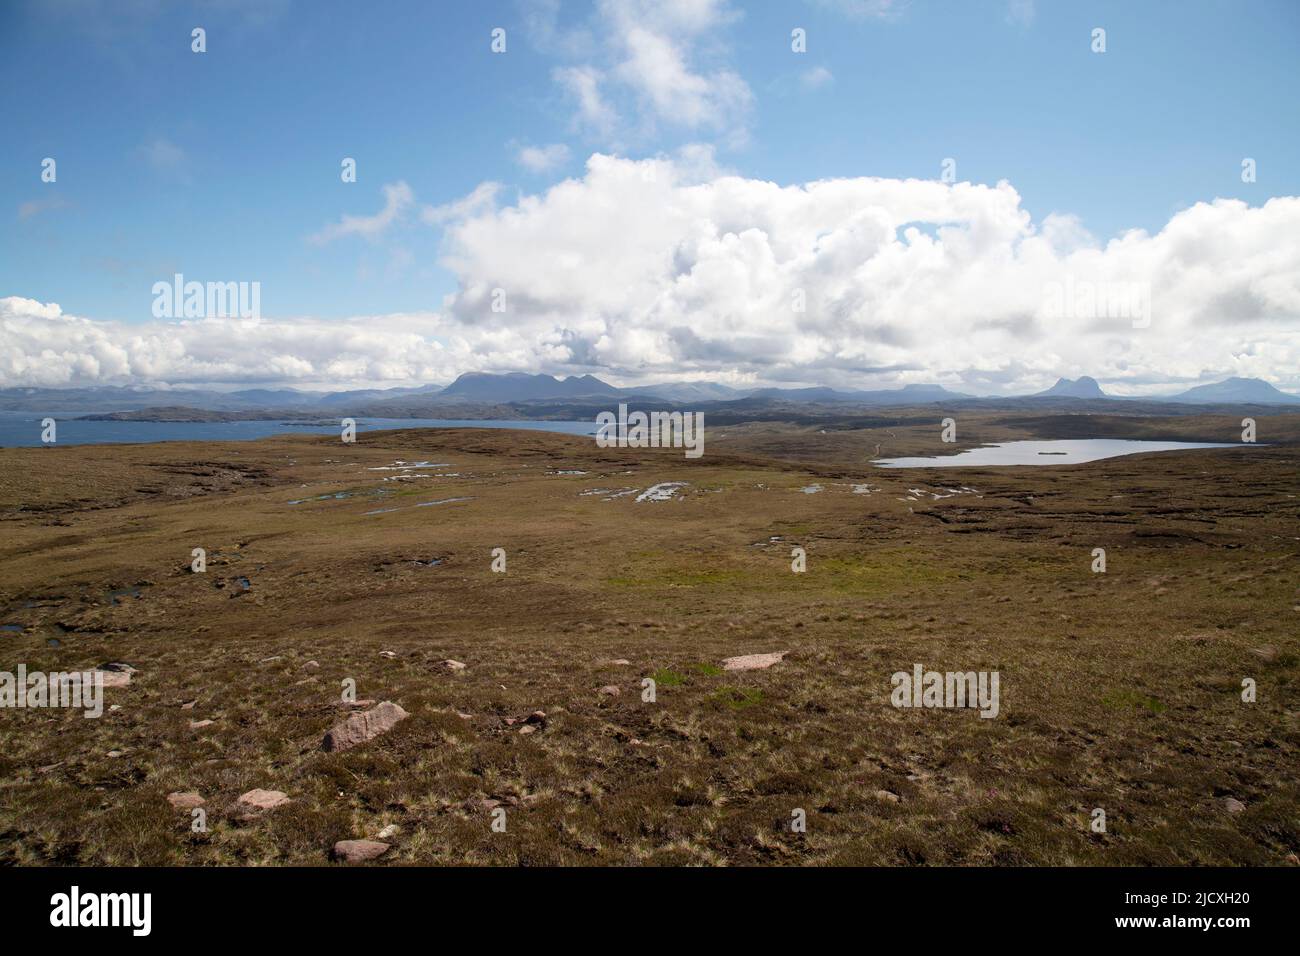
{"left": 1169, "top": 376, "right": 1300, "bottom": 405}
{"left": 1036, "top": 376, "right": 1106, "bottom": 399}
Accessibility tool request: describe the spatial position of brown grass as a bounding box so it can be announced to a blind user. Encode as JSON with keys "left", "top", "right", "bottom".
{"left": 0, "top": 413, "right": 1296, "bottom": 865}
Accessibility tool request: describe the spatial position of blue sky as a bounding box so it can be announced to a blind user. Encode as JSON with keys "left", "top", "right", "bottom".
{"left": 1, "top": 0, "right": 1298, "bottom": 392}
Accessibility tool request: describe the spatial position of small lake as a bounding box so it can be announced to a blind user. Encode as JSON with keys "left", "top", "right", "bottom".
{"left": 874, "top": 439, "right": 1244, "bottom": 468}
{"left": 0, "top": 412, "right": 598, "bottom": 448}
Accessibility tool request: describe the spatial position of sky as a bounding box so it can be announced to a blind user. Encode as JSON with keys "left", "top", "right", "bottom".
{"left": 1, "top": 0, "right": 1298, "bottom": 395}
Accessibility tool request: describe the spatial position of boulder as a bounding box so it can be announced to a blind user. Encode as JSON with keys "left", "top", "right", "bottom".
{"left": 721, "top": 651, "right": 789, "bottom": 671}
{"left": 238, "top": 789, "right": 291, "bottom": 813}
{"left": 322, "top": 701, "right": 410, "bottom": 752}
{"left": 167, "top": 791, "right": 206, "bottom": 810}
{"left": 332, "top": 839, "right": 390, "bottom": 863}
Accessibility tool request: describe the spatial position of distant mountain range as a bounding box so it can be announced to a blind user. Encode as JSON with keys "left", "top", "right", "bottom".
{"left": 1, "top": 373, "right": 1296, "bottom": 418}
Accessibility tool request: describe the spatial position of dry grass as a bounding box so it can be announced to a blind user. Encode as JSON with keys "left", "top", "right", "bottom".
{"left": 0, "top": 413, "right": 1297, "bottom": 865}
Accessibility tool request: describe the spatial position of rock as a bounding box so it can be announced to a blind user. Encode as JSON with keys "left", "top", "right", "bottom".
{"left": 525, "top": 710, "right": 547, "bottom": 725}
{"left": 376, "top": 824, "right": 399, "bottom": 840}
{"left": 332, "top": 839, "right": 390, "bottom": 863}
{"left": 167, "top": 791, "right": 205, "bottom": 810}
{"left": 337, "top": 698, "right": 376, "bottom": 709}
{"left": 721, "top": 651, "right": 789, "bottom": 671}
{"left": 379, "top": 650, "right": 397, "bottom": 659}
{"left": 440, "top": 659, "right": 466, "bottom": 672}
{"left": 874, "top": 790, "right": 901, "bottom": 803}
{"left": 303, "top": 660, "right": 320, "bottom": 670}
{"left": 606, "top": 659, "right": 632, "bottom": 666}
{"left": 106, "top": 750, "right": 124, "bottom": 758}
{"left": 259, "top": 656, "right": 283, "bottom": 663}
{"left": 95, "top": 663, "right": 135, "bottom": 689}
{"left": 598, "top": 685, "right": 620, "bottom": 696}
{"left": 189, "top": 719, "right": 214, "bottom": 729}
{"left": 1222, "top": 797, "right": 1246, "bottom": 814}
{"left": 455, "top": 711, "right": 473, "bottom": 720}
{"left": 518, "top": 724, "right": 536, "bottom": 735}
{"left": 322, "top": 701, "right": 410, "bottom": 752}
{"left": 294, "top": 677, "right": 318, "bottom": 686}
{"left": 463, "top": 797, "right": 502, "bottom": 812}
{"left": 238, "top": 789, "right": 291, "bottom": 813}
{"left": 180, "top": 699, "right": 197, "bottom": 710}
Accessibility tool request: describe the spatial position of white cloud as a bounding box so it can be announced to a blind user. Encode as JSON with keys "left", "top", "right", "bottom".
{"left": 515, "top": 143, "right": 572, "bottom": 173}
{"left": 0, "top": 296, "right": 460, "bottom": 390}
{"left": 431, "top": 154, "right": 1300, "bottom": 394}
{"left": 309, "top": 181, "right": 413, "bottom": 244}
{"left": 420, "top": 181, "right": 502, "bottom": 227}
{"left": 548, "top": 0, "right": 753, "bottom": 146}
{"left": 6, "top": 158, "right": 1299, "bottom": 396}
{"left": 554, "top": 65, "right": 620, "bottom": 137}
{"left": 800, "top": 66, "right": 834, "bottom": 91}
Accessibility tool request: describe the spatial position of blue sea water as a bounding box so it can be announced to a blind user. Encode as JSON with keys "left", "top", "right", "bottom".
{"left": 0, "top": 411, "right": 598, "bottom": 448}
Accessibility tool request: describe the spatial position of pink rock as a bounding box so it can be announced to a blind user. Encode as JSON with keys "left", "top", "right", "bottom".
{"left": 598, "top": 685, "right": 620, "bottom": 696}
{"left": 190, "top": 719, "right": 214, "bottom": 729}
{"left": 167, "top": 791, "right": 206, "bottom": 810}
{"left": 440, "top": 659, "right": 466, "bottom": 672}
{"left": 332, "top": 839, "right": 390, "bottom": 863}
{"left": 322, "top": 701, "right": 410, "bottom": 752}
{"left": 721, "top": 651, "right": 789, "bottom": 671}
{"left": 238, "top": 789, "right": 291, "bottom": 812}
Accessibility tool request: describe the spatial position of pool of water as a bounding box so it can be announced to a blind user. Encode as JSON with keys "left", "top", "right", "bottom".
{"left": 874, "top": 439, "right": 1244, "bottom": 468}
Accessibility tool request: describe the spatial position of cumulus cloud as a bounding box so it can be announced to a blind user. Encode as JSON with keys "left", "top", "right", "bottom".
{"left": 309, "top": 181, "right": 413, "bottom": 244}
{"left": 432, "top": 154, "right": 1300, "bottom": 394}
{"left": 6, "top": 157, "right": 1299, "bottom": 395}
{"left": 0, "top": 296, "right": 462, "bottom": 389}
